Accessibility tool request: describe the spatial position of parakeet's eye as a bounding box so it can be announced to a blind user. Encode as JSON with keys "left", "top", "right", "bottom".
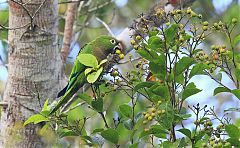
{"left": 110, "top": 39, "right": 116, "bottom": 44}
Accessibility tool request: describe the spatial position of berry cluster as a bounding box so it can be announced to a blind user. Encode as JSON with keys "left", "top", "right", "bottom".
{"left": 194, "top": 117, "right": 232, "bottom": 148}
{"left": 194, "top": 44, "right": 230, "bottom": 73}
{"left": 142, "top": 101, "right": 165, "bottom": 130}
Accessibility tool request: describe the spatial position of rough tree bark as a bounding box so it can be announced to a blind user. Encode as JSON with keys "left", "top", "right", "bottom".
{"left": 0, "top": 0, "right": 65, "bottom": 147}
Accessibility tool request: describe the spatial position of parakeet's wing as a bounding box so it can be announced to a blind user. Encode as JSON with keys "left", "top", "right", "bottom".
{"left": 50, "top": 44, "right": 93, "bottom": 115}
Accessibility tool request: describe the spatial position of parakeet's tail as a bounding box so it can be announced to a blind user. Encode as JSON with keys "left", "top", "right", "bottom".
{"left": 49, "top": 89, "right": 74, "bottom": 115}
{"left": 49, "top": 73, "right": 86, "bottom": 115}
{"left": 57, "top": 85, "right": 68, "bottom": 98}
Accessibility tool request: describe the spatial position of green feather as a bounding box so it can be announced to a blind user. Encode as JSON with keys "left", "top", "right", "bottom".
{"left": 49, "top": 36, "right": 120, "bottom": 115}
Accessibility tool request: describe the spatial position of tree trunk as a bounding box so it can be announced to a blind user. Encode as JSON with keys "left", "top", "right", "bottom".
{"left": 0, "top": 0, "right": 65, "bottom": 147}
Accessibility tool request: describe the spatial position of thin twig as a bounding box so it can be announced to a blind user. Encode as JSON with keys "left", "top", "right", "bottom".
{"left": 96, "top": 17, "right": 115, "bottom": 37}
{"left": 63, "top": 102, "right": 86, "bottom": 113}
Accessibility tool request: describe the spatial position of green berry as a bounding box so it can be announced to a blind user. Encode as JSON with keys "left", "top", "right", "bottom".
{"left": 219, "top": 48, "right": 225, "bottom": 53}
{"left": 135, "top": 35, "right": 142, "bottom": 40}
{"left": 210, "top": 141, "right": 215, "bottom": 146}
{"left": 186, "top": 9, "right": 192, "bottom": 14}
{"left": 198, "top": 14, "right": 202, "bottom": 19}
{"left": 147, "top": 116, "right": 153, "bottom": 121}
{"left": 133, "top": 45, "right": 139, "bottom": 49}
{"left": 203, "top": 26, "right": 208, "bottom": 31}
{"left": 115, "top": 49, "right": 121, "bottom": 54}
{"left": 201, "top": 142, "right": 207, "bottom": 147}
{"left": 214, "top": 23, "right": 218, "bottom": 28}
{"left": 218, "top": 21, "right": 223, "bottom": 26}
{"left": 130, "top": 40, "right": 136, "bottom": 45}
{"left": 224, "top": 142, "right": 231, "bottom": 147}
{"left": 179, "top": 37, "right": 185, "bottom": 42}
{"left": 213, "top": 143, "right": 218, "bottom": 148}
{"left": 119, "top": 54, "right": 124, "bottom": 59}
{"left": 150, "top": 108, "right": 156, "bottom": 113}
{"left": 111, "top": 70, "right": 119, "bottom": 77}
{"left": 232, "top": 18, "right": 238, "bottom": 24}
{"left": 191, "top": 12, "right": 197, "bottom": 17}
{"left": 203, "top": 21, "right": 209, "bottom": 26}
{"left": 194, "top": 120, "right": 199, "bottom": 125}
{"left": 144, "top": 128, "right": 149, "bottom": 132}
{"left": 161, "top": 109, "right": 166, "bottom": 114}
{"left": 143, "top": 120, "right": 148, "bottom": 124}
{"left": 144, "top": 113, "right": 150, "bottom": 119}
{"left": 176, "top": 10, "right": 182, "bottom": 14}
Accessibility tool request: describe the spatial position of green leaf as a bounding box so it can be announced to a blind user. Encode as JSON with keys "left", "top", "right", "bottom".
{"left": 85, "top": 68, "right": 93, "bottom": 75}
{"left": 41, "top": 99, "right": 51, "bottom": 116}
{"left": 91, "top": 128, "right": 104, "bottom": 134}
{"left": 157, "top": 103, "right": 174, "bottom": 129}
{"left": 81, "top": 136, "right": 94, "bottom": 144}
{"left": 212, "top": 73, "right": 222, "bottom": 82}
{"left": 231, "top": 89, "right": 240, "bottom": 100}
{"left": 189, "top": 63, "right": 208, "bottom": 79}
{"left": 77, "top": 54, "right": 98, "bottom": 68}
{"left": 91, "top": 97, "right": 103, "bottom": 112}
{"left": 151, "top": 85, "right": 170, "bottom": 100}
{"left": 42, "top": 99, "right": 49, "bottom": 111}
{"left": 233, "top": 34, "right": 240, "bottom": 46}
{"left": 149, "top": 30, "right": 158, "bottom": 37}
{"left": 136, "top": 48, "right": 159, "bottom": 62}
{"left": 235, "top": 68, "right": 240, "bottom": 81}
{"left": 224, "top": 108, "right": 240, "bottom": 112}
{"left": 214, "top": 87, "right": 231, "bottom": 96}
{"left": 59, "top": 130, "right": 78, "bottom": 138}
{"left": 149, "top": 61, "right": 166, "bottom": 80}
{"left": 0, "top": 30, "right": 8, "bottom": 41}
{"left": 78, "top": 93, "right": 92, "bottom": 104}
{"left": 175, "top": 57, "right": 195, "bottom": 76}
{"left": 0, "top": 10, "right": 8, "bottom": 25}
{"left": 139, "top": 130, "right": 151, "bottom": 139}
{"left": 176, "top": 73, "right": 184, "bottom": 84}
{"left": 87, "top": 67, "right": 103, "bottom": 83}
{"left": 182, "top": 82, "right": 202, "bottom": 100}
{"left": 148, "top": 36, "right": 163, "bottom": 51}
{"left": 225, "top": 124, "right": 240, "bottom": 138}
{"left": 119, "top": 104, "right": 132, "bottom": 118}
{"left": 226, "top": 137, "right": 240, "bottom": 147}
{"left": 162, "top": 141, "right": 174, "bottom": 148}
{"left": 101, "top": 128, "right": 119, "bottom": 144}
{"left": 98, "top": 59, "right": 107, "bottom": 66}
{"left": 177, "top": 128, "right": 192, "bottom": 139}
{"left": 192, "top": 49, "right": 203, "bottom": 55}
{"left": 183, "top": 34, "right": 192, "bottom": 41}
{"left": 150, "top": 125, "right": 168, "bottom": 138}
{"left": 195, "top": 130, "right": 205, "bottom": 142}
{"left": 134, "top": 82, "right": 156, "bottom": 91}
{"left": 165, "top": 24, "right": 179, "bottom": 43}
{"left": 24, "top": 114, "right": 49, "bottom": 126}
{"left": 129, "top": 143, "right": 139, "bottom": 148}
{"left": 123, "top": 119, "right": 133, "bottom": 130}
{"left": 174, "top": 114, "right": 191, "bottom": 123}
{"left": 178, "top": 138, "right": 188, "bottom": 148}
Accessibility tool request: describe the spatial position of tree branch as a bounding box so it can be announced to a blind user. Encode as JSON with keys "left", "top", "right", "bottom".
{"left": 61, "top": 1, "right": 81, "bottom": 61}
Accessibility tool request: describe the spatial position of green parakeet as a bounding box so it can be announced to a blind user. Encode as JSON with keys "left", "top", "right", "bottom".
{"left": 50, "top": 35, "right": 123, "bottom": 115}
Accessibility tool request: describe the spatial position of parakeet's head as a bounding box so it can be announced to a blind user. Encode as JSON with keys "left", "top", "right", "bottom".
{"left": 92, "top": 35, "right": 124, "bottom": 61}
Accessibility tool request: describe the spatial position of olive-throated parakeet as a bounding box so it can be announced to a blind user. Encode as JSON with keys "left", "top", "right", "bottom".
{"left": 50, "top": 35, "right": 123, "bottom": 115}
